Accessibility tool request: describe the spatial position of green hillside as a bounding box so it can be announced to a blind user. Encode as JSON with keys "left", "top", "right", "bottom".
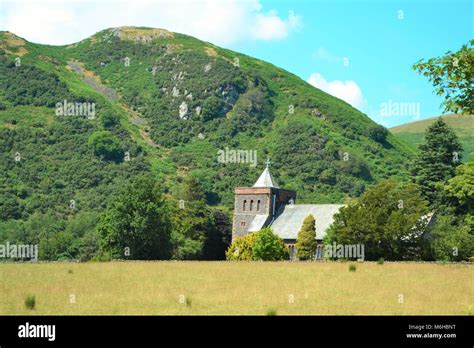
{"left": 390, "top": 114, "right": 474, "bottom": 161}
{"left": 0, "top": 26, "right": 414, "bottom": 226}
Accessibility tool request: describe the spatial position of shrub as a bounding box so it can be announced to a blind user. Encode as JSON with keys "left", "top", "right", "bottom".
{"left": 226, "top": 232, "right": 257, "bottom": 261}
{"left": 25, "top": 295, "right": 36, "bottom": 310}
{"left": 429, "top": 215, "right": 474, "bottom": 261}
{"left": 266, "top": 308, "right": 277, "bottom": 316}
{"left": 367, "top": 124, "right": 388, "bottom": 143}
{"left": 377, "top": 257, "right": 385, "bottom": 265}
{"left": 201, "top": 95, "right": 224, "bottom": 121}
{"left": 465, "top": 306, "right": 473, "bottom": 315}
{"left": 349, "top": 264, "right": 357, "bottom": 272}
{"left": 253, "top": 228, "right": 289, "bottom": 261}
{"left": 87, "top": 131, "right": 124, "bottom": 162}
{"left": 101, "top": 110, "right": 120, "bottom": 128}
{"left": 320, "top": 168, "right": 336, "bottom": 185}
{"left": 91, "top": 250, "right": 112, "bottom": 262}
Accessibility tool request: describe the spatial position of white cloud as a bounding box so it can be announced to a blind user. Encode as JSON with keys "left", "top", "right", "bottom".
{"left": 251, "top": 10, "right": 301, "bottom": 40}
{"left": 0, "top": 0, "right": 302, "bottom": 46}
{"left": 307, "top": 73, "right": 367, "bottom": 111}
{"left": 312, "top": 47, "right": 341, "bottom": 63}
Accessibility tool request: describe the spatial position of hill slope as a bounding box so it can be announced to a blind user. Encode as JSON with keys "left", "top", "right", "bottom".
{"left": 390, "top": 114, "right": 474, "bottom": 161}
{"left": 0, "top": 27, "right": 414, "bottom": 225}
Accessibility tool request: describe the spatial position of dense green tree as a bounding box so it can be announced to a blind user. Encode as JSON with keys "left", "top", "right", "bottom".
{"left": 65, "top": 212, "right": 99, "bottom": 238}
{"left": 326, "top": 181, "right": 430, "bottom": 260}
{"left": 98, "top": 175, "right": 172, "bottom": 259}
{"left": 0, "top": 210, "right": 98, "bottom": 261}
{"left": 183, "top": 175, "right": 206, "bottom": 202}
{"left": 367, "top": 124, "right": 388, "bottom": 143}
{"left": 410, "top": 118, "right": 463, "bottom": 204}
{"left": 0, "top": 194, "right": 22, "bottom": 220}
{"left": 424, "top": 162, "right": 474, "bottom": 261}
{"left": 23, "top": 212, "right": 70, "bottom": 260}
{"left": 413, "top": 39, "right": 473, "bottom": 114}
{"left": 201, "top": 95, "right": 224, "bottom": 121}
{"left": 40, "top": 230, "right": 76, "bottom": 261}
{"left": 101, "top": 110, "right": 120, "bottom": 128}
{"left": 226, "top": 233, "right": 257, "bottom": 261}
{"left": 427, "top": 214, "right": 474, "bottom": 261}
{"left": 253, "top": 228, "right": 289, "bottom": 261}
{"left": 0, "top": 52, "right": 71, "bottom": 107}
{"left": 77, "top": 228, "right": 102, "bottom": 262}
{"left": 202, "top": 211, "right": 232, "bottom": 260}
{"left": 87, "top": 131, "right": 124, "bottom": 162}
{"left": 170, "top": 176, "right": 232, "bottom": 260}
{"left": 444, "top": 162, "right": 474, "bottom": 215}
{"left": 296, "top": 215, "right": 318, "bottom": 260}
{"left": 170, "top": 176, "right": 210, "bottom": 259}
{"left": 26, "top": 211, "right": 66, "bottom": 246}
{"left": 0, "top": 211, "right": 66, "bottom": 260}
{"left": 64, "top": 212, "right": 100, "bottom": 261}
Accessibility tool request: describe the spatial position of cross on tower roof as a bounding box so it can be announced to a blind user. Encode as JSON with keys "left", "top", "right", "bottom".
{"left": 265, "top": 158, "right": 272, "bottom": 168}
{"left": 254, "top": 158, "right": 279, "bottom": 188}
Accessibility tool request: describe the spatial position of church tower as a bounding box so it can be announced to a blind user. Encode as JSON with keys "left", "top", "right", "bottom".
{"left": 232, "top": 160, "right": 296, "bottom": 241}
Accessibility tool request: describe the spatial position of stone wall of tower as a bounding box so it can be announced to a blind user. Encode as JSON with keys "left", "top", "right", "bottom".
{"left": 232, "top": 187, "right": 297, "bottom": 240}
{"left": 232, "top": 187, "right": 272, "bottom": 239}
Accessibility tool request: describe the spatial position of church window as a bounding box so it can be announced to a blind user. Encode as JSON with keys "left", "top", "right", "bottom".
{"left": 288, "top": 245, "right": 296, "bottom": 260}
{"left": 257, "top": 200, "right": 261, "bottom": 211}
{"left": 316, "top": 245, "right": 324, "bottom": 260}
{"left": 243, "top": 200, "right": 247, "bottom": 211}
{"left": 240, "top": 221, "right": 246, "bottom": 227}
{"left": 250, "top": 200, "right": 254, "bottom": 211}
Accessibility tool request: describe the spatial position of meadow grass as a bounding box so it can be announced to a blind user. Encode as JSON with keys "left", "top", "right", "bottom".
{"left": 0, "top": 261, "right": 472, "bottom": 315}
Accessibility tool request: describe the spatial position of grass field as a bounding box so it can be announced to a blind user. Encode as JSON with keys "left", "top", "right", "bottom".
{"left": 390, "top": 114, "right": 474, "bottom": 161}
{"left": 0, "top": 261, "right": 472, "bottom": 315}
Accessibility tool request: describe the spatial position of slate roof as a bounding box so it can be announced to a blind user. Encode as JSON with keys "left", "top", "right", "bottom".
{"left": 248, "top": 214, "right": 270, "bottom": 232}
{"left": 269, "top": 204, "right": 345, "bottom": 240}
{"left": 253, "top": 167, "right": 279, "bottom": 188}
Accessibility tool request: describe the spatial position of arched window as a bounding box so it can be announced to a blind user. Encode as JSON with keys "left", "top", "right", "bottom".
{"left": 257, "top": 200, "right": 261, "bottom": 211}
{"left": 289, "top": 245, "right": 296, "bottom": 261}
{"left": 243, "top": 200, "right": 247, "bottom": 211}
{"left": 250, "top": 200, "right": 254, "bottom": 211}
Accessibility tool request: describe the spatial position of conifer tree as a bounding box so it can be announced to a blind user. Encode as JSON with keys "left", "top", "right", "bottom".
{"left": 411, "top": 117, "right": 463, "bottom": 204}
{"left": 296, "top": 215, "right": 318, "bottom": 260}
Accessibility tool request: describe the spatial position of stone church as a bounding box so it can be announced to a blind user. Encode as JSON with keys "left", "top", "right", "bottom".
{"left": 232, "top": 161, "right": 344, "bottom": 260}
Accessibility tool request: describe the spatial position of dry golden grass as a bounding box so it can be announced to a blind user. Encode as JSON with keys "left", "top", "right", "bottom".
{"left": 205, "top": 47, "right": 218, "bottom": 57}
{"left": 0, "top": 32, "right": 28, "bottom": 56}
{"left": 115, "top": 26, "right": 173, "bottom": 41}
{"left": 0, "top": 261, "right": 472, "bottom": 315}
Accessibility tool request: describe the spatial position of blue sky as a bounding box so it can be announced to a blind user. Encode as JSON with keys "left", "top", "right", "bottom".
{"left": 232, "top": 0, "right": 473, "bottom": 126}
{"left": 1, "top": 0, "right": 472, "bottom": 127}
